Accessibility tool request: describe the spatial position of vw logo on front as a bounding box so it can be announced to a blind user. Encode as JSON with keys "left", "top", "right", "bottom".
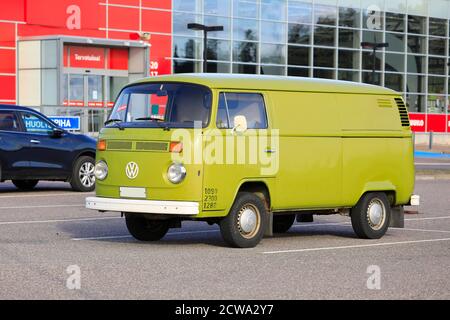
{"left": 125, "top": 162, "right": 139, "bottom": 179}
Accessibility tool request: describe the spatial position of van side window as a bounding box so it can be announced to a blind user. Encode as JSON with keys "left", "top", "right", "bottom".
{"left": 216, "top": 93, "right": 268, "bottom": 129}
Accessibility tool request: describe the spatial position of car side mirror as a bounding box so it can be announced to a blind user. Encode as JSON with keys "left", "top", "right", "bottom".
{"left": 232, "top": 115, "right": 248, "bottom": 134}
{"left": 51, "top": 127, "right": 65, "bottom": 138}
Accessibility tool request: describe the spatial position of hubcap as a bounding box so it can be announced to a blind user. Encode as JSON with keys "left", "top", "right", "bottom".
{"left": 79, "top": 162, "right": 95, "bottom": 188}
{"left": 367, "top": 199, "right": 386, "bottom": 231}
{"left": 237, "top": 204, "right": 260, "bottom": 239}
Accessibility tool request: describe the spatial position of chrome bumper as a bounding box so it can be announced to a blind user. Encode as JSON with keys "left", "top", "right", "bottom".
{"left": 86, "top": 197, "right": 199, "bottom": 215}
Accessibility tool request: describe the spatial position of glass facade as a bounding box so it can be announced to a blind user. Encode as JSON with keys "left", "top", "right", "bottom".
{"left": 172, "top": 0, "right": 450, "bottom": 116}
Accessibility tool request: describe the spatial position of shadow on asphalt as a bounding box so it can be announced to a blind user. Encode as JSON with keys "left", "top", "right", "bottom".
{"left": 0, "top": 182, "right": 73, "bottom": 194}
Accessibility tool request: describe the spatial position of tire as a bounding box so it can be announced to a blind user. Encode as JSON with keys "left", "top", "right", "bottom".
{"left": 12, "top": 179, "right": 39, "bottom": 191}
{"left": 351, "top": 192, "right": 391, "bottom": 239}
{"left": 273, "top": 214, "right": 296, "bottom": 233}
{"left": 70, "top": 156, "right": 95, "bottom": 192}
{"left": 125, "top": 214, "right": 170, "bottom": 241}
{"left": 220, "top": 192, "right": 268, "bottom": 248}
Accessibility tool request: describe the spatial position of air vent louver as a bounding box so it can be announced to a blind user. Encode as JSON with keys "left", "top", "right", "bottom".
{"left": 394, "top": 98, "right": 410, "bottom": 127}
{"left": 107, "top": 141, "right": 133, "bottom": 150}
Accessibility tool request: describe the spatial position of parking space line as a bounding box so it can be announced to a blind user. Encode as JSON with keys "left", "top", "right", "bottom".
{"left": 72, "top": 230, "right": 219, "bottom": 241}
{"left": 0, "top": 204, "right": 84, "bottom": 210}
{"left": 393, "top": 227, "right": 450, "bottom": 234}
{"left": 262, "top": 238, "right": 450, "bottom": 255}
{"left": 0, "top": 216, "right": 121, "bottom": 225}
{"left": 405, "top": 216, "right": 450, "bottom": 221}
{"left": 0, "top": 192, "right": 94, "bottom": 199}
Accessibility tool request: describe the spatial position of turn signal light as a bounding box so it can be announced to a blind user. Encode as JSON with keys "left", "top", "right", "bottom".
{"left": 97, "top": 140, "right": 107, "bottom": 151}
{"left": 169, "top": 141, "right": 183, "bottom": 153}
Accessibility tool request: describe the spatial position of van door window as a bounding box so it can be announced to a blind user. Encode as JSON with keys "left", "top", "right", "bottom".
{"left": 216, "top": 93, "right": 268, "bottom": 129}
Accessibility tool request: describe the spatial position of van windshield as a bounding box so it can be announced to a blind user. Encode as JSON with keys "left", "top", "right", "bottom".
{"left": 108, "top": 83, "right": 212, "bottom": 128}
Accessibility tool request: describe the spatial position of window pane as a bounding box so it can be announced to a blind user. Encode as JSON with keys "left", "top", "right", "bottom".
{"left": 407, "top": 74, "right": 425, "bottom": 93}
{"left": 261, "top": 21, "right": 286, "bottom": 43}
{"left": 385, "top": 73, "right": 403, "bottom": 92}
{"left": 385, "top": 53, "right": 405, "bottom": 72}
{"left": 338, "top": 70, "right": 358, "bottom": 82}
{"left": 261, "top": 44, "right": 286, "bottom": 64}
{"left": 0, "top": 111, "right": 20, "bottom": 132}
{"left": 69, "top": 75, "right": 84, "bottom": 104}
{"left": 407, "top": 55, "right": 425, "bottom": 74}
{"left": 289, "top": 1, "right": 312, "bottom": 24}
{"left": 428, "top": 77, "right": 445, "bottom": 94}
{"left": 427, "top": 95, "right": 446, "bottom": 114}
{"left": 288, "top": 46, "right": 309, "bottom": 66}
{"left": 429, "top": 18, "right": 447, "bottom": 37}
{"left": 261, "top": 65, "right": 285, "bottom": 75}
{"left": 233, "top": 0, "right": 258, "bottom": 19}
{"left": 385, "top": 33, "right": 405, "bottom": 53}
{"left": 363, "top": 9, "right": 383, "bottom": 30}
{"left": 232, "top": 64, "right": 257, "bottom": 74}
{"left": 288, "top": 67, "right": 309, "bottom": 77}
{"left": 206, "top": 62, "right": 231, "bottom": 73}
{"left": 362, "top": 30, "right": 383, "bottom": 44}
{"left": 173, "top": 60, "right": 202, "bottom": 73}
{"left": 233, "top": 41, "right": 257, "bottom": 62}
{"left": 233, "top": 19, "right": 259, "bottom": 41}
{"left": 385, "top": 13, "right": 405, "bottom": 32}
{"left": 207, "top": 39, "right": 231, "bottom": 61}
{"left": 339, "top": 7, "right": 360, "bottom": 28}
{"left": 314, "top": 5, "right": 337, "bottom": 26}
{"left": 338, "top": 50, "right": 358, "bottom": 69}
{"left": 406, "top": 94, "right": 426, "bottom": 112}
{"left": 407, "top": 35, "right": 426, "bottom": 54}
{"left": 314, "top": 69, "right": 334, "bottom": 79}
{"left": 173, "top": 37, "right": 200, "bottom": 59}
{"left": 261, "top": 0, "right": 286, "bottom": 21}
{"left": 362, "top": 52, "right": 382, "bottom": 71}
{"left": 288, "top": 24, "right": 311, "bottom": 45}
{"left": 204, "top": 0, "right": 230, "bottom": 15}
{"left": 21, "top": 112, "right": 53, "bottom": 134}
{"left": 429, "top": 38, "right": 446, "bottom": 56}
{"left": 428, "top": 57, "right": 446, "bottom": 75}
{"left": 314, "top": 48, "right": 334, "bottom": 68}
{"left": 339, "top": 28, "right": 359, "bottom": 48}
{"left": 204, "top": 16, "right": 230, "bottom": 39}
{"left": 222, "top": 93, "right": 267, "bottom": 129}
{"left": 173, "top": 0, "right": 199, "bottom": 12}
{"left": 314, "top": 26, "right": 335, "bottom": 47}
{"left": 408, "top": 15, "right": 426, "bottom": 34}
{"left": 173, "top": 13, "right": 201, "bottom": 36}
{"left": 362, "top": 72, "right": 381, "bottom": 85}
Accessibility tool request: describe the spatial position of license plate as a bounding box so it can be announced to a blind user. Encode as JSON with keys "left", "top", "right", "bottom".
{"left": 120, "top": 187, "right": 147, "bottom": 199}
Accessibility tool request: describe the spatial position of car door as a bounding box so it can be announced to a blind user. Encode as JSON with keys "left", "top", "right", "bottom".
{"left": 0, "top": 110, "right": 30, "bottom": 179}
{"left": 17, "top": 111, "right": 72, "bottom": 179}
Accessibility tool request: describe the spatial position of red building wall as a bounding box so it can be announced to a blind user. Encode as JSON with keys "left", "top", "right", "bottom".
{"left": 0, "top": 0, "right": 172, "bottom": 104}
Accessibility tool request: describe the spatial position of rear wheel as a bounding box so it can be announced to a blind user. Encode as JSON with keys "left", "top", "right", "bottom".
{"left": 12, "top": 179, "right": 39, "bottom": 191}
{"left": 351, "top": 192, "right": 391, "bottom": 239}
{"left": 220, "top": 192, "right": 268, "bottom": 248}
{"left": 125, "top": 214, "right": 170, "bottom": 241}
{"left": 273, "top": 214, "right": 296, "bottom": 233}
{"left": 70, "top": 156, "right": 95, "bottom": 192}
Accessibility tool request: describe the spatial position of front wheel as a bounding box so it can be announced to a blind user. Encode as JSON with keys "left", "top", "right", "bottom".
{"left": 12, "top": 179, "right": 39, "bottom": 191}
{"left": 351, "top": 192, "right": 391, "bottom": 239}
{"left": 220, "top": 192, "right": 268, "bottom": 248}
{"left": 125, "top": 214, "right": 170, "bottom": 241}
{"left": 70, "top": 156, "right": 95, "bottom": 192}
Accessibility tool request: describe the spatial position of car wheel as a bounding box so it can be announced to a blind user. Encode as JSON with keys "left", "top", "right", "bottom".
{"left": 12, "top": 179, "right": 39, "bottom": 191}
{"left": 273, "top": 214, "right": 296, "bottom": 233}
{"left": 220, "top": 192, "right": 268, "bottom": 248}
{"left": 351, "top": 192, "right": 391, "bottom": 239}
{"left": 70, "top": 156, "right": 95, "bottom": 192}
{"left": 125, "top": 214, "right": 170, "bottom": 241}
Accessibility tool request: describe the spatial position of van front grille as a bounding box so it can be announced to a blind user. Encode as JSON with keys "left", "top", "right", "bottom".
{"left": 394, "top": 98, "right": 410, "bottom": 127}
{"left": 107, "top": 141, "right": 133, "bottom": 150}
{"left": 135, "top": 142, "right": 169, "bottom": 152}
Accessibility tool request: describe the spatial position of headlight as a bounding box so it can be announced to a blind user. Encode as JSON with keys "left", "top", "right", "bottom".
{"left": 167, "top": 163, "right": 186, "bottom": 184}
{"left": 95, "top": 161, "right": 108, "bottom": 181}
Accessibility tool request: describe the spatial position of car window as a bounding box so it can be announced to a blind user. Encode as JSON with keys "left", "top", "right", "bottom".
{"left": 20, "top": 112, "right": 54, "bottom": 134}
{"left": 216, "top": 93, "right": 268, "bottom": 129}
{"left": 0, "top": 111, "right": 20, "bottom": 132}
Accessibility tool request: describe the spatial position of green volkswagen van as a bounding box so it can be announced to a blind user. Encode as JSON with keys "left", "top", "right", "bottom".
{"left": 86, "top": 74, "right": 419, "bottom": 248}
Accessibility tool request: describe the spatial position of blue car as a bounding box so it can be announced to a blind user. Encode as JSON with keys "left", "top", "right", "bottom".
{"left": 0, "top": 105, "right": 96, "bottom": 192}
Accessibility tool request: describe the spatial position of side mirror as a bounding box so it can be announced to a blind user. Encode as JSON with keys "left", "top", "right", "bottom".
{"left": 51, "top": 127, "right": 65, "bottom": 138}
{"left": 233, "top": 115, "right": 248, "bottom": 134}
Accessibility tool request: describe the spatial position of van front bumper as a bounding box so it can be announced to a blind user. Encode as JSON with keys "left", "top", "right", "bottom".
{"left": 85, "top": 197, "right": 199, "bottom": 215}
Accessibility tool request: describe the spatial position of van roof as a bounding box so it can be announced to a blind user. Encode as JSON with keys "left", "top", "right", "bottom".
{"left": 132, "top": 73, "right": 398, "bottom": 96}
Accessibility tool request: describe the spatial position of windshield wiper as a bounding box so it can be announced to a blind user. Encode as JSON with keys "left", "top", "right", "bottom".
{"left": 104, "top": 118, "right": 124, "bottom": 131}
{"left": 135, "top": 117, "right": 165, "bottom": 122}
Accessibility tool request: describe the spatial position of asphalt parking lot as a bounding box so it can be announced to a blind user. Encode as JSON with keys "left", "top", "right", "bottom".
{"left": 0, "top": 176, "right": 449, "bottom": 300}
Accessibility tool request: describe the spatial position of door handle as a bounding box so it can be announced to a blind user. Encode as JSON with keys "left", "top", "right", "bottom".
{"left": 265, "top": 149, "right": 276, "bottom": 154}
{"left": 30, "top": 140, "right": 41, "bottom": 144}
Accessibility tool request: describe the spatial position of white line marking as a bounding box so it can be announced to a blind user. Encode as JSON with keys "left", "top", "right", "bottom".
{"left": 72, "top": 230, "right": 219, "bottom": 241}
{"left": 0, "top": 217, "right": 121, "bottom": 225}
{"left": 263, "top": 238, "right": 450, "bottom": 255}
{"left": 0, "top": 204, "right": 84, "bottom": 210}
{"left": 393, "top": 228, "right": 450, "bottom": 234}
{"left": 405, "top": 216, "right": 450, "bottom": 221}
{"left": 0, "top": 192, "right": 94, "bottom": 199}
